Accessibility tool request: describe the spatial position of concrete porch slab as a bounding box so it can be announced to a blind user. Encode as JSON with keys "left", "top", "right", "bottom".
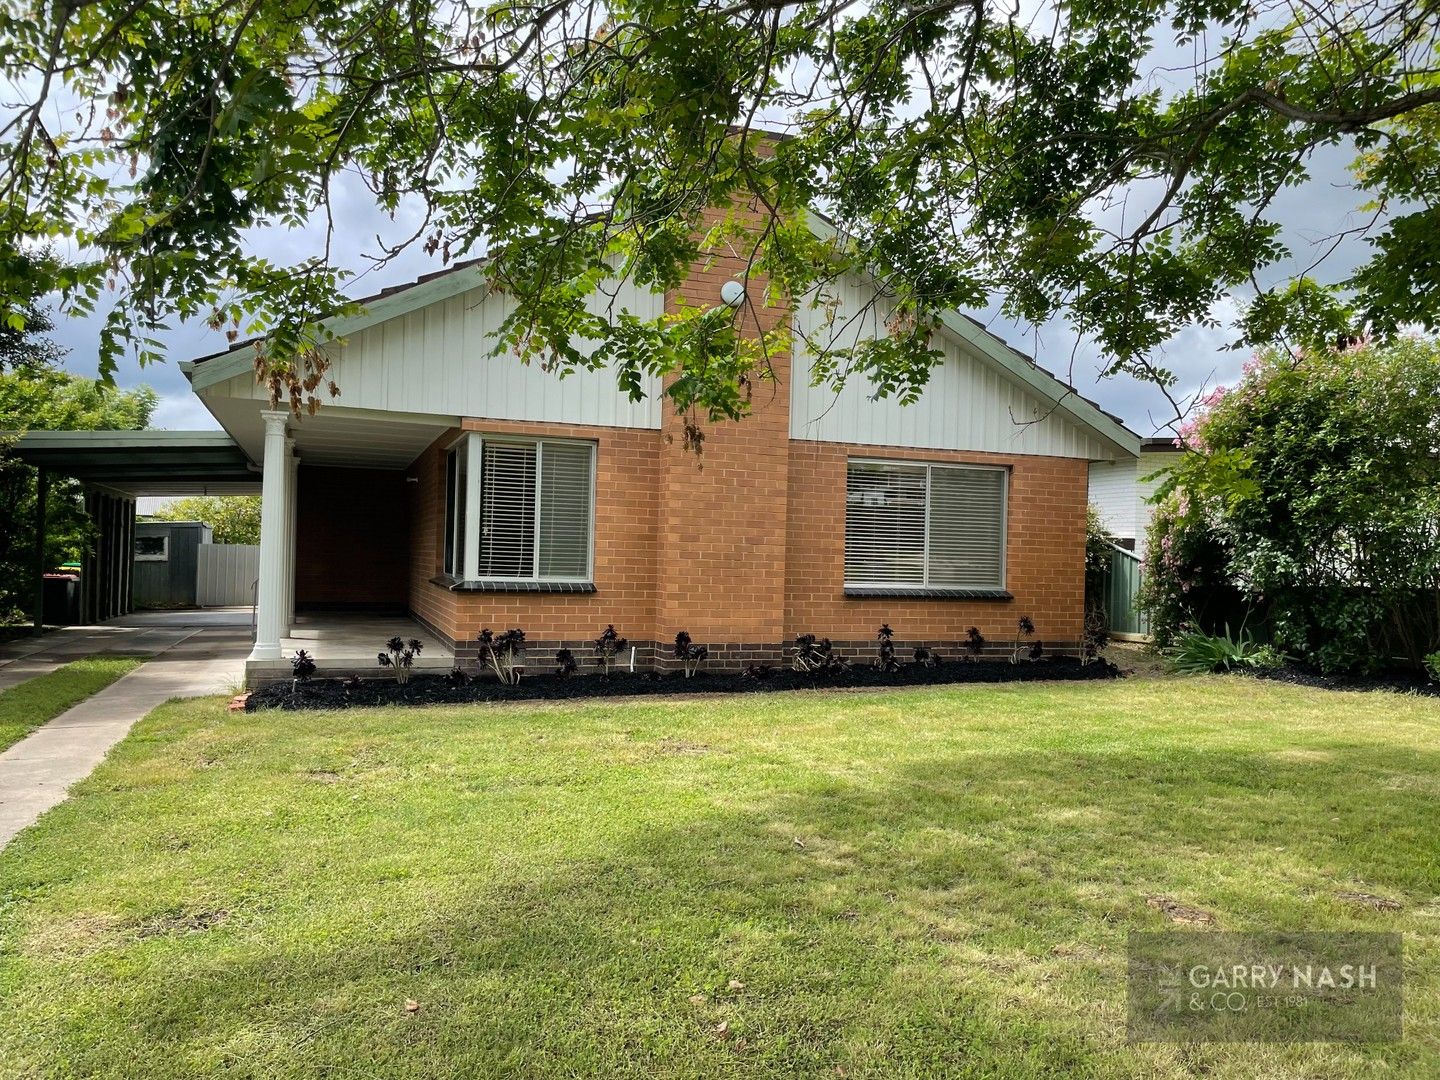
{"left": 247, "top": 613, "right": 453, "bottom": 685}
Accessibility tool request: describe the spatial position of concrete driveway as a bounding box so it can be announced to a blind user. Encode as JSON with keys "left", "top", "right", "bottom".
{"left": 0, "top": 610, "right": 251, "bottom": 849}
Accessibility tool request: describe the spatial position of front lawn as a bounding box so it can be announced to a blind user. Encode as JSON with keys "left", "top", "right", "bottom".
{"left": 0, "top": 655, "right": 145, "bottom": 753}
{"left": 0, "top": 678, "right": 1436, "bottom": 1077}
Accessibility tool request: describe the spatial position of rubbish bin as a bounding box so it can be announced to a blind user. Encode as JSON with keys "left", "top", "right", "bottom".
{"left": 42, "top": 573, "right": 80, "bottom": 626}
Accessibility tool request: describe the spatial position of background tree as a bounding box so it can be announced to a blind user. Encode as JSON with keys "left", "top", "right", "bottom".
{"left": 1141, "top": 336, "right": 1440, "bottom": 673}
{"left": 0, "top": 362, "right": 157, "bottom": 623}
{"left": 0, "top": 0, "right": 1435, "bottom": 433}
{"left": 149, "top": 495, "right": 260, "bottom": 545}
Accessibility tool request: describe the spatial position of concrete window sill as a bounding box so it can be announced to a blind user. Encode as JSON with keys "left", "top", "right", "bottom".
{"left": 843, "top": 586, "right": 1012, "bottom": 600}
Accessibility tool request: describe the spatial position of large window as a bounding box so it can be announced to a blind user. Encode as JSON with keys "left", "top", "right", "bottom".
{"left": 444, "top": 434, "right": 595, "bottom": 583}
{"left": 844, "top": 459, "right": 1006, "bottom": 590}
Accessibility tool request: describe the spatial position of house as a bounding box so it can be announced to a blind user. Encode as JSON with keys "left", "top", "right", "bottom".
{"left": 1087, "top": 439, "right": 1185, "bottom": 547}
{"left": 17, "top": 207, "right": 1141, "bottom": 682}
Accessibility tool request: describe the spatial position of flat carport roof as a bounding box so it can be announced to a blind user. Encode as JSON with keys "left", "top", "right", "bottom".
{"left": 7, "top": 430, "right": 260, "bottom": 495}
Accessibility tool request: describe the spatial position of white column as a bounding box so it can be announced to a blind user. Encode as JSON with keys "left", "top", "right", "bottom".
{"left": 249, "top": 410, "right": 292, "bottom": 661}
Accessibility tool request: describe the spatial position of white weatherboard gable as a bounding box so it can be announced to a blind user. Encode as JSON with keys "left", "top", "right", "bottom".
{"left": 790, "top": 273, "right": 1128, "bottom": 460}
{"left": 195, "top": 277, "right": 665, "bottom": 431}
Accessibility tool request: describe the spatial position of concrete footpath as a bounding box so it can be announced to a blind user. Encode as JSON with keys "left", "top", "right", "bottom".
{"left": 0, "top": 623, "right": 197, "bottom": 693}
{"left": 0, "top": 627, "right": 247, "bottom": 849}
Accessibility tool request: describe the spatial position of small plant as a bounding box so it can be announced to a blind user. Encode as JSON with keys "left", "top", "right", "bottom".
{"left": 875, "top": 624, "right": 901, "bottom": 673}
{"left": 913, "top": 646, "right": 941, "bottom": 668}
{"left": 341, "top": 674, "right": 362, "bottom": 693}
{"left": 290, "top": 649, "right": 316, "bottom": 684}
{"left": 377, "top": 636, "right": 423, "bottom": 684}
{"left": 1426, "top": 651, "right": 1440, "bottom": 684}
{"left": 1011, "top": 616, "right": 1036, "bottom": 664}
{"left": 593, "top": 624, "right": 629, "bottom": 676}
{"left": 1081, "top": 610, "right": 1108, "bottom": 665}
{"left": 964, "top": 626, "right": 986, "bottom": 661}
{"left": 741, "top": 663, "right": 772, "bottom": 680}
{"left": 1250, "top": 644, "right": 1289, "bottom": 670}
{"left": 556, "top": 648, "right": 578, "bottom": 678}
{"left": 673, "top": 631, "right": 708, "bottom": 678}
{"left": 1168, "top": 623, "right": 1270, "bottom": 674}
{"left": 478, "top": 628, "right": 526, "bottom": 685}
{"left": 792, "top": 634, "right": 848, "bottom": 674}
{"left": 446, "top": 667, "right": 470, "bottom": 687}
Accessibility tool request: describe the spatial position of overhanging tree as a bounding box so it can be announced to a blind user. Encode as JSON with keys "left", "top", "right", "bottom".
{"left": 1, "top": 0, "right": 1436, "bottom": 430}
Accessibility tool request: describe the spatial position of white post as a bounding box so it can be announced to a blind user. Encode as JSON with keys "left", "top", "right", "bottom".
{"left": 249, "top": 410, "right": 292, "bottom": 661}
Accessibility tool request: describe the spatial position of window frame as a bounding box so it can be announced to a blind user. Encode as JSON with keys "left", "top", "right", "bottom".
{"left": 134, "top": 534, "right": 170, "bottom": 562}
{"left": 843, "top": 456, "right": 1008, "bottom": 592}
{"left": 445, "top": 432, "right": 597, "bottom": 586}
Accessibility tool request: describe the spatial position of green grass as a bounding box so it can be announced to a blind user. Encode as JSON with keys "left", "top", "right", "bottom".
{"left": 0, "top": 655, "right": 146, "bottom": 752}
{"left": 0, "top": 677, "right": 1437, "bottom": 1078}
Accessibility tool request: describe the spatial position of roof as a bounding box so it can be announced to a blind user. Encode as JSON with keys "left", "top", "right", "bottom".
{"left": 1140, "top": 437, "right": 1184, "bottom": 453}
{"left": 6, "top": 430, "right": 261, "bottom": 496}
{"left": 183, "top": 214, "right": 1141, "bottom": 458}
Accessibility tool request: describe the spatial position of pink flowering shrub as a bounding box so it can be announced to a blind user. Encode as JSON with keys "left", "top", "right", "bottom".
{"left": 1142, "top": 337, "right": 1440, "bottom": 671}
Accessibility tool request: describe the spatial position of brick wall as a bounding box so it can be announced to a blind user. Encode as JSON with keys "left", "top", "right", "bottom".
{"left": 784, "top": 441, "right": 1089, "bottom": 658}
{"left": 654, "top": 203, "right": 791, "bottom": 651}
{"left": 296, "top": 465, "right": 408, "bottom": 609}
{"left": 407, "top": 419, "right": 664, "bottom": 661}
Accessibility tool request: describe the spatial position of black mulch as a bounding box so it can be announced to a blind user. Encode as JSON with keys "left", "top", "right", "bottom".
{"left": 1250, "top": 664, "right": 1440, "bottom": 698}
{"left": 247, "top": 655, "right": 1122, "bottom": 711}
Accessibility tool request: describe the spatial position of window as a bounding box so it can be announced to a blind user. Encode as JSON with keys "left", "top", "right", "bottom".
{"left": 844, "top": 459, "right": 1006, "bottom": 590}
{"left": 134, "top": 534, "right": 169, "bottom": 562}
{"left": 444, "top": 434, "right": 595, "bottom": 583}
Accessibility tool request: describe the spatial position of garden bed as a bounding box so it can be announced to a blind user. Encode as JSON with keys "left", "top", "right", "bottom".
{"left": 247, "top": 655, "right": 1121, "bottom": 711}
{"left": 1251, "top": 664, "right": 1440, "bottom": 698}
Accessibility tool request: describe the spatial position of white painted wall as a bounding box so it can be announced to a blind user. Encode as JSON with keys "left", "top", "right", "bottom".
{"left": 1088, "top": 449, "right": 1180, "bottom": 541}
{"left": 210, "top": 279, "right": 666, "bottom": 429}
{"left": 790, "top": 275, "right": 1116, "bottom": 459}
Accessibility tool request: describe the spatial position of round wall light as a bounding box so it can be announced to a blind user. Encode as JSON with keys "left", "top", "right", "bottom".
{"left": 719, "top": 280, "right": 745, "bottom": 308}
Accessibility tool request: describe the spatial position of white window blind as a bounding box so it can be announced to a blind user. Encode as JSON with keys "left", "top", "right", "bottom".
{"left": 478, "top": 442, "right": 538, "bottom": 577}
{"left": 538, "top": 441, "right": 593, "bottom": 578}
{"left": 444, "top": 435, "right": 594, "bottom": 581}
{"left": 845, "top": 460, "right": 1006, "bottom": 589}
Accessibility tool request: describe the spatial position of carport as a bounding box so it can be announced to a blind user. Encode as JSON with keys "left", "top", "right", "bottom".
{"left": 8, "top": 431, "right": 260, "bottom": 629}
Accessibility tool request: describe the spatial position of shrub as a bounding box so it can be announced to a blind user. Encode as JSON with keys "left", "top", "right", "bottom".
{"left": 913, "top": 646, "right": 941, "bottom": 667}
{"left": 792, "top": 634, "right": 847, "bottom": 674}
{"left": 1011, "top": 616, "right": 1038, "bottom": 664}
{"left": 874, "top": 624, "right": 900, "bottom": 673}
{"left": 963, "top": 626, "right": 985, "bottom": 661}
{"left": 1138, "top": 492, "right": 1233, "bottom": 649}
{"left": 1168, "top": 624, "right": 1269, "bottom": 674}
{"left": 1081, "top": 610, "right": 1108, "bottom": 665}
{"left": 556, "top": 648, "right": 578, "bottom": 678}
{"left": 1424, "top": 651, "right": 1440, "bottom": 684}
{"left": 446, "top": 668, "right": 470, "bottom": 686}
{"left": 1084, "top": 505, "right": 1116, "bottom": 613}
{"left": 593, "top": 624, "right": 628, "bottom": 676}
{"left": 290, "top": 649, "right": 316, "bottom": 683}
{"left": 741, "top": 663, "right": 771, "bottom": 680}
{"left": 377, "top": 636, "right": 423, "bottom": 684}
{"left": 673, "top": 631, "right": 708, "bottom": 678}
{"left": 478, "top": 628, "right": 525, "bottom": 685}
{"left": 1146, "top": 337, "right": 1440, "bottom": 672}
